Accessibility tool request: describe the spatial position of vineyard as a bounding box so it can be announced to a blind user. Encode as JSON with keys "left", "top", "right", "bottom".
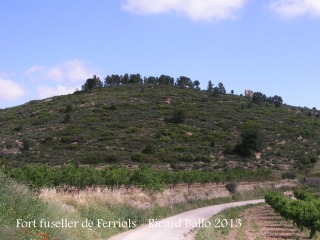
{"left": 2, "top": 164, "right": 274, "bottom": 192}
{"left": 265, "top": 189, "right": 320, "bottom": 239}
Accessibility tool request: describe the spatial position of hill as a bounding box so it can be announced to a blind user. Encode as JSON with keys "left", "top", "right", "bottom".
{"left": 0, "top": 83, "right": 319, "bottom": 177}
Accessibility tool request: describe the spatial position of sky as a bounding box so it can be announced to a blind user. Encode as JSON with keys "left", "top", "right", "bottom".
{"left": 0, "top": 0, "right": 319, "bottom": 109}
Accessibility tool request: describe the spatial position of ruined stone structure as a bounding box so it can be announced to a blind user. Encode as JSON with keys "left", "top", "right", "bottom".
{"left": 244, "top": 89, "right": 253, "bottom": 98}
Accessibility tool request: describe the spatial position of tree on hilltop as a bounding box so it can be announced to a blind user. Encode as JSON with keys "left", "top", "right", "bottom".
{"left": 218, "top": 82, "right": 226, "bottom": 94}
{"left": 270, "top": 95, "right": 283, "bottom": 107}
{"left": 252, "top": 92, "right": 267, "bottom": 104}
{"left": 176, "top": 76, "right": 193, "bottom": 88}
{"left": 194, "top": 80, "right": 200, "bottom": 89}
{"left": 212, "top": 87, "right": 220, "bottom": 97}
{"left": 158, "top": 75, "right": 174, "bottom": 85}
{"left": 207, "top": 80, "right": 213, "bottom": 92}
{"left": 82, "top": 75, "right": 103, "bottom": 92}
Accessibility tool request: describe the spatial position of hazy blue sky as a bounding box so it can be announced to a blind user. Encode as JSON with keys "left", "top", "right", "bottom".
{"left": 1, "top": 0, "right": 319, "bottom": 109}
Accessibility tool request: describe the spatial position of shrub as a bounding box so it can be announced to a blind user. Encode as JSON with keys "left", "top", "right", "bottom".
{"left": 178, "top": 154, "right": 194, "bottom": 162}
{"left": 13, "top": 125, "right": 23, "bottom": 131}
{"left": 22, "top": 139, "right": 31, "bottom": 151}
{"left": 109, "top": 105, "right": 117, "bottom": 110}
{"left": 225, "top": 181, "right": 238, "bottom": 194}
{"left": 310, "top": 155, "right": 317, "bottom": 164}
{"left": 142, "top": 144, "right": 155, "bottom": 154}
{"left": 105, "top": 153, "right": 118, "bottom": 163}
{"left": 282, "top": 171, "right": 297, "bottom": 179}
{"left": 65, "top": 103, "right": 73, "bottom": 113}
{"left": 194, "top": 155, "right": 211, "bottom": 163}
{"left": 62, "top": 113, "right": 71, "bottom": 123}
{"left": 169, "top": 109, "right": 186, "bottom": 124}
{"left": 131, "top": 154, "right": 146, "bottom": 162}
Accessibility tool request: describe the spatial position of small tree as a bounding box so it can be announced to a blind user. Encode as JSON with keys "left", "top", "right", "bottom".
{"left": 234, "top": 120, "right": 263, "bottom": 157}
{"left": 193, "top": 80, "right": 200, "bottom": 89}
{"left": 65, "top": 104, "right": 73, "bottom": 113}
{"left": 207, "top": 80, "right": 213, "bottom": 92}
{"left": 62, "top": 113, "right": 71, "bottom": 123}
{"left": 212, "top": 87, "right": 220, "bottom": 97}
{"left": 225, "top": 181, "right": 238, "bottom": 194}
{"left": 22, "top": 139, "right": 31, "bottom": 151}
{"left": 218, "top": 82, "right": 226, "bottom": 94}
{"left": 142, "top": 144, "right": 155, "bottom": 154}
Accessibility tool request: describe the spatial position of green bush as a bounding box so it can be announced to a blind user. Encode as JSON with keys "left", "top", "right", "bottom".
{"left": 178, "top": 154, "right": 194, "bottom": 162}
{"left": 0, "top": 171, "right": 61, "bottom": 240}
{"left": 194, "top": 155, "right": 211, "bottom": 163}
{"left": 105, "top": 153, "right": 119, "bottom": 163}
{"left": 142, "top": 144, "right": 155, "bottom": 154}
{"left": 65, "top": 103, "right": 73, "bottom": 113}
{"left": 131, "top": 154, "right": 147, "bottom": 162}
{"left": 225, "top": 181, "right": 238, "bottom": 194}
{"left": 62, "top": 113, "right": 71, "bottom": 123}
{"left": 282, "top": 171, "right": 297, "bottom": 179}
{"left": 169, "top": 109, "right": 186, "bottom": 124}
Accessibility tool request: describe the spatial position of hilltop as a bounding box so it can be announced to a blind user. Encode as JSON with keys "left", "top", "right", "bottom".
{"left": 0, "top": 83, "right": 319, "bottom": 177}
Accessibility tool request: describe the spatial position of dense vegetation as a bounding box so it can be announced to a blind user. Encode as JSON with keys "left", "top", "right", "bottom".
{"left": 2, "top": 164, "right": 273, "bottom": 192}
{"left": 1, "top": 74, "right": 320, "bottom": 179}
{"left": 0, "top": 171, "right": 62, "bottom": 240}
{"left": 265, "top": 190, "right": 320, "bottom": 238}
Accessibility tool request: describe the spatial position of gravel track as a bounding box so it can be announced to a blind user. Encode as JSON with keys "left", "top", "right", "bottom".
{"left": 108, "top": 199, "right": 264, "bottom": 240}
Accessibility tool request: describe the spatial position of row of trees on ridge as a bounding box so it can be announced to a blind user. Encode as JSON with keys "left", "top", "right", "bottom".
{"left": 81, "top": 74, "right": 225, "bottom": 94}
{"left": 80, "top": 74, "right": 283, "bottom": 107}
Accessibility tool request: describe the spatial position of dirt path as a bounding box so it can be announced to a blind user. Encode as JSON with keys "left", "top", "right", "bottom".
{"left": 108, "top": 199, "right": 264, "bottom": 240}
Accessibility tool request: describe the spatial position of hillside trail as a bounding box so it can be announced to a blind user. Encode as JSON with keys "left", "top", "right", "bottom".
{"left": 108, "top": 199, "right": 264, "bottom": 240}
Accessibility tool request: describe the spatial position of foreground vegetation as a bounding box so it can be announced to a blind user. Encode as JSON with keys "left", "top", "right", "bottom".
{"left": 0, "top": 171, "right": 63, "bottom": 240}
{"left": 197, "top": 203, "right": 317, "bottom": 240}
{"left": 265, "top": 189, "right": 320, "bottom": 238}
{"left": 3, "top": 170, "right": 266, "bottom": 240}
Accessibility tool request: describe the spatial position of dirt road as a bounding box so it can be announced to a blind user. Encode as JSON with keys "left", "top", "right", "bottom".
{"left": 108, "top": 199, "right": 264, "bottom": 240}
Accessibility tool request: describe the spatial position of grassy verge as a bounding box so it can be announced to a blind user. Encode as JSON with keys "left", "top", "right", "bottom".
{"left": 0, "top": 171, "right": 63, "bottom": 240}
{"left": 1, "top": 169, "right": 285, "bottom": 240}
{"left": 0, "top": 170, "right": 125, "bottom": 240}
